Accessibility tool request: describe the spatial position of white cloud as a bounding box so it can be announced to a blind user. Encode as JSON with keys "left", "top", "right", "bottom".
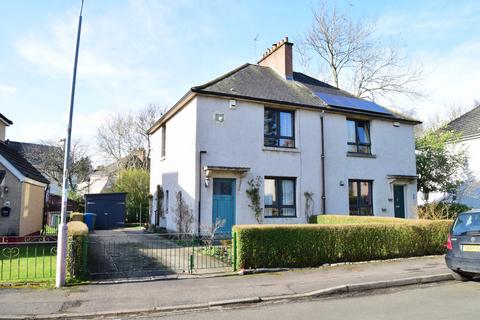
{"left": 0, "top": 83, "right": 18, "bottom": 95}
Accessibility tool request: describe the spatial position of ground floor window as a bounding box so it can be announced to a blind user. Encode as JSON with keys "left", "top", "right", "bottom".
{"left": 264, "top": 177, "right": 296, "bottom": 217}
{"left": 349, "top": 180, "right": 373, "bottom": 216}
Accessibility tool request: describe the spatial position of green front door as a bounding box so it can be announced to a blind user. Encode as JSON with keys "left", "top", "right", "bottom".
{"left": 393, "top": 185, "right": 405, "bottom": 218}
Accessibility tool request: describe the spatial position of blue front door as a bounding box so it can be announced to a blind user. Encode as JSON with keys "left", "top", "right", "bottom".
{"left": 212, "top": 178, "right": 236, "bottom": 234}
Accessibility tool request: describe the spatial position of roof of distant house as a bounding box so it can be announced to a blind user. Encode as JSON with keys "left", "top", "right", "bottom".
{"left": 150, "top": 63, "right": 419, "bottom": 134}
{"left": 445, "top": 105, "right": 480, "bottom": 139}
{"left": 8, "top": 141, "right": 60, "bottom": 169}
{"left": 0, "top": 141, "right": 49, "bottom": 184}
{"left": 0, "top": 113, "right": 13, "bottom": 126}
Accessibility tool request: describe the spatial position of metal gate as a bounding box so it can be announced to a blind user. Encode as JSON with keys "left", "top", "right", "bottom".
{"left": 86, "top": 232, "right": 233, "bottom": 279}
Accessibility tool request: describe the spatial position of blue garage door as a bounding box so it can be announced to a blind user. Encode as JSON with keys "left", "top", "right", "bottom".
{"left": 85, "top": 193, "right": 127, "bottom": 229}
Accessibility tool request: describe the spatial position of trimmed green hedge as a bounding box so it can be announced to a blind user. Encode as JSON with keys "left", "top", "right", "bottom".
{"left": 67, "top": 222, "right": 89, "bottom": 279}
{"left": 233, "top": 220, "right": 452, "bottom": 269}
{"left": 309, "top": 214, "right": 407, "bottom": 225}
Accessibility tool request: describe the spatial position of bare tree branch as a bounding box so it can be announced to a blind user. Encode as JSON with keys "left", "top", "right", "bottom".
{"left": 96, "top": 104, "right": 166, "bottom": 170}
{"left": 297, "top": 1, "right": 424, "bottom": 101}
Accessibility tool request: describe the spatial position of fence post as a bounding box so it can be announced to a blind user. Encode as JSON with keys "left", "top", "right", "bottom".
{"left": 232, "top": 231, "right": 237, "bottom": 272}
{"left": 189, "top": 252, "right": 194, "bottom": 274}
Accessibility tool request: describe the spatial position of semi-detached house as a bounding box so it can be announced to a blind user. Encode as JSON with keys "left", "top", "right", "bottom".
{"left": 148, "top": 37, "right": 420, "bottom": 234}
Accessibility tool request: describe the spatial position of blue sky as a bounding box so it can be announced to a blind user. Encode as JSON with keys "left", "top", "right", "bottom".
{"left": 1, "top": 0, "right": 479, "bottom": 153}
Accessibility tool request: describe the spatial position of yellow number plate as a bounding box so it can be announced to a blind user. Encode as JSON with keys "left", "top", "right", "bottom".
{"left": 462, "top": 245, "right": 480, "bottom": 252}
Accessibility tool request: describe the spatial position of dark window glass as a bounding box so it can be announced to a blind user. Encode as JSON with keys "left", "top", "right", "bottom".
{"left": 347, "top": 119, "right": 371, "bottom": 154}
{"left": 452, "top": 213, "right": 480, "bottom": 236}
{"left": 213, "top": 180, "right": 233, "bottom": 195}
{"left": 264, "top": 108, "right": 295, "bottom": 148}
{"left": 349, "top": 180, "right": 373, "bottom": 216}
{"left": 264, "top": 177, "right": 296, "bottom": 217}
{"left": 165, "top": 190, "right": 169, "bottom": 215}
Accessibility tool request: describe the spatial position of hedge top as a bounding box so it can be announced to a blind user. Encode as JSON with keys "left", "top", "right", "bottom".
{"left": 67, "top": 221, "right": 89, "bottom": 236}
{"left": 309, "top": 214, "right": 410, "bottom": 225}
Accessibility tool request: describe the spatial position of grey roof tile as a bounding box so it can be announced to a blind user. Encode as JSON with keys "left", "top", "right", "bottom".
{"left": 192, "top": 63, "right": 417, "bottom": 122}
{"left": 445, "top": 105, "right": 480, "bottom": 138}
{"left": 0, "top": 141, "right": 49, "bottom": 184}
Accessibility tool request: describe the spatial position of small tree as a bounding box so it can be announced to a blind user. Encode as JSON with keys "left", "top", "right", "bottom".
{"left": 416, "top": 129, "right": 469, "bottom": 203}
{"left": 174, "top": 191, "right": 193, "bottom": 234}
{"left": 113, "top": 168, "right": 150, "bottom": 222}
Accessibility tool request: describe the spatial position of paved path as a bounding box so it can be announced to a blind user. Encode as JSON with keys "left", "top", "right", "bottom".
{"left": 145, "top": 281, "right": 480, "bottom": 320}
{"left": 0, "top": 255, "right": 450, "bottom": 317}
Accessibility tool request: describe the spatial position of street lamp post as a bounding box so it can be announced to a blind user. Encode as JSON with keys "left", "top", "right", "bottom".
{"left": 55, "top": 0, "right": 85, "bottom": 288}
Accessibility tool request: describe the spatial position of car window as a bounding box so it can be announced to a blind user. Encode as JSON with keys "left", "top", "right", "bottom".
{"left": 452, "top": 212, "right": 480, "bottom": 236}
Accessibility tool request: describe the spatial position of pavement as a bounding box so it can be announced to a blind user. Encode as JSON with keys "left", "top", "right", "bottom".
{"left": 0, "top": 255, "right": 452, "bottom": 319}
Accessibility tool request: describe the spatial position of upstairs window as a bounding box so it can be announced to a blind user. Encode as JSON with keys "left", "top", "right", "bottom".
{"left": 161, "top": 125, "right": 166, "bottom": 158}
{"left": 347, "top": 119, "right": 371, "bottom": 154}
{"left": 264, "top": 108, "right": 295, "bottom": 148}
{"left": 264, "top": 177, "right": 296, "bottom": 217}
{"left": 349, "top": 180, "right": 373, "bottom": 216}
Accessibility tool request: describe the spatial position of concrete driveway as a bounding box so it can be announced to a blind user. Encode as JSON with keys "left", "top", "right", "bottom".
{"left": 87, "top": 228, "right": 231, "bottom": 279}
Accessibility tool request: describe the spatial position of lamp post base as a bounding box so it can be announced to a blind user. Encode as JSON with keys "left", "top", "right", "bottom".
{"left": 55, "top": 223, "right": 68, "bottom": 288}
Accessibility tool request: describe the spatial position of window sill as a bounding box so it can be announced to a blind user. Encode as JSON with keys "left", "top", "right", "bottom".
{"left": 263, "top": 147, "right": 300, "bottom": 153}
{"left": 264, "top": 216, "right": 298, "bottom": 219}
{"left": 346, "top": 152, "right": 376, "bottom": 159}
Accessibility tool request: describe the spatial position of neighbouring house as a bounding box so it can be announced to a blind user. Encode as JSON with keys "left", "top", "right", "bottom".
{"left": 443, "top": 105, "right": 480, "bottom": 208}
{"left": 0, "top": 113, "right": 49, "bottom": 236}
{"left": 77, "top": 149, "right": 147, "bottom": 195}
{"left": 148, "top": 37, "right": 420, "bottom": 234}
{"left": 77, "top": 164, "right": 116, "bottom": 195}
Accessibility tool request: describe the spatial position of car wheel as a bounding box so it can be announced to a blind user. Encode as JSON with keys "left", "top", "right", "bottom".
{"left": 451, "top": 270, "right": 474, "bottom": 281}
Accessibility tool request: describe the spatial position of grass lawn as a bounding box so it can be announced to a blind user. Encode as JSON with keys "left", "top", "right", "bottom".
{"left": 0, "top": 244, "right": 56, "bottom": 282}
{"left": 42, "top": 225, "right": 59, "bottom": 235}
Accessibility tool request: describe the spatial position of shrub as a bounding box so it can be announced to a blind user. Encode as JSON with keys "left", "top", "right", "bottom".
{"left": 418, "top": 202, "right": 471, "bottom": 220}
{"left": 70, "top": 212, "right": 84, "bottom": 222}
{"left": 309, "top": 214, "right": 407, "bottom": 225}
{"left": 233, "top": 220, "right": 452, "bottom": 269}
{"left": 67, "top": 221, "right": 89, "bottom": 279}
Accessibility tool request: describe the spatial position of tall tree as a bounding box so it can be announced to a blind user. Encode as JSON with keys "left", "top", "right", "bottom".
{"left": 298, "top": 2, "right": 423, "bottom": 101}
{"left": 96, "top": 104, "right": 165, "bottom": 169}
{"left": 416, "top": 129, "right": 468, "bottom": 203}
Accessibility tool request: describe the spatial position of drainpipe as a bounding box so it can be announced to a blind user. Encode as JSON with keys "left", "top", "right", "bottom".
{"left": 198, "top": 150, "right": 207, "bottom": 235}
{"left": 320, "top": 113, "right": 326, "bottom": 214}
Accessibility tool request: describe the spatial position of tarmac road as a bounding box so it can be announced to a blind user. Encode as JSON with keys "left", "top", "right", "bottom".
{"left": 135, "top": 281, "right": 480, "bottom": 320}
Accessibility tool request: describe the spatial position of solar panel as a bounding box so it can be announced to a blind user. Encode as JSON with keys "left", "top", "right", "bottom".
{"left": 315, "top": 92, "right": 392, "bottom": 115}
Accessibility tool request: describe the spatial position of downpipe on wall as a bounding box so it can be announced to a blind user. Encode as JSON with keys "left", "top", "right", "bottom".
{"left": 321, "top": 112, "right": 326, "bottom": 214}
{"left": 198, "top": 150, "right": 207, "bottom": 235}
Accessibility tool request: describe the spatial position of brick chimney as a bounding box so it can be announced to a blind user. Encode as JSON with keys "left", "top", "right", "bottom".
{"left": 257, "top": 37, "right": 293, "bottom": 79}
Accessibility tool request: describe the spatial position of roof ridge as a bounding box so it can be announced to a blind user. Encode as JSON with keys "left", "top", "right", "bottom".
{"left": 192, "top": 63, "right": 252, "bottom": 91}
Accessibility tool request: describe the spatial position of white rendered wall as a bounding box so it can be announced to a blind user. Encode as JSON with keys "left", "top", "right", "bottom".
{"left": 149, "top": 98, "right": 198, "bottom": 231}
{"left": 324, "top": 114, "right": 417, "bottom": 218}
{"left": 150, "top": 94, "right": 418, "bottom": 233}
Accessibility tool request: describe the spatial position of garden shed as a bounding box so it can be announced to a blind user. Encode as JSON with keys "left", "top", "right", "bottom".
{"left": 85, "top": 192, "right": 127, "bottom": 229}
